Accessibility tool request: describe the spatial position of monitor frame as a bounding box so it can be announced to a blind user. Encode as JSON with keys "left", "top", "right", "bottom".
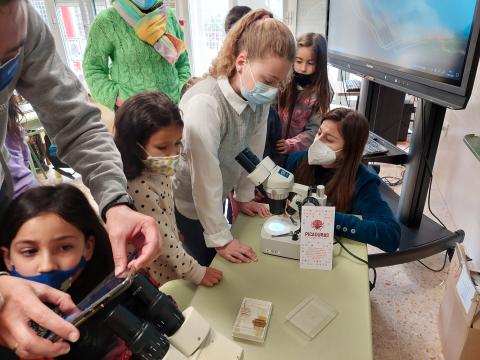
{"left": 326, "top": 0, "right": 480, "bottom": 109}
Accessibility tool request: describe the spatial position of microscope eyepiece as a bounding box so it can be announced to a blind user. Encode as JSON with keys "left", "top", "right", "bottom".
{"left": 235, "top": 148, "right": 261, "bottom": 174}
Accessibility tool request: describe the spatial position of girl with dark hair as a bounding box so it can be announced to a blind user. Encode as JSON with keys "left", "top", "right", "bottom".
{"left": 276, "top": 33, "right": 332, "bottom": 160}
{"left": 114, "top": 91, "right": 222, "bottom": 287}
{"left": 286, "top": 108, "right": 400, "bottom": 253}
{"left": 224, "top": 5, "right": 252, "bottom": 33}
{"left": 0, "top": 184, "right": 113, "bottom": 302}
{"left": 0, "top": 184, "right": 127, "bottom": 359}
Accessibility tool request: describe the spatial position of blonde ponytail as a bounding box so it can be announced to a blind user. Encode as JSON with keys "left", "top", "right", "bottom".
{"left": 210, "top": 9, "right": 296, "bottom": 78}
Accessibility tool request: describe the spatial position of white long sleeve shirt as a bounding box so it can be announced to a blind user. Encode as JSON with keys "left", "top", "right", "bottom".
{"left": 173, "top": 76, "right": 268, "bottom": 248}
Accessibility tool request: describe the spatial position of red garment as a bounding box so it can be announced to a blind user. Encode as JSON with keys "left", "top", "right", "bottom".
{"left": 102, "top": 339, "right": 132, "bottom": 360}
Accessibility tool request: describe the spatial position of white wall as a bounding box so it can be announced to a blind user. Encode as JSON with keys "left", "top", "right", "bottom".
{"left": 434, "top": 68, "right": 480, "bottom": 265}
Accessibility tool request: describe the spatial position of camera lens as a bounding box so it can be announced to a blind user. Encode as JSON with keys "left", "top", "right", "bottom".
{"left": 105, "top": 305, "right": 170, "bottom": 360}
{"left": 130, "top": 275, "right": 184, "bottom": 336}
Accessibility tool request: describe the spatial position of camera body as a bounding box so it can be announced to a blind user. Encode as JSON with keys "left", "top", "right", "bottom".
{"left": 75, "top": 274, "right": 243, "bottom": 360}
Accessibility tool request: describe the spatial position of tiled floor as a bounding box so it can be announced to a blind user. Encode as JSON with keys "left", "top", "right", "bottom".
{"left": 36, "top": 156, "right": 455, "bottom": 360}
{"left": 370, "top": 161, "right": 456, "bottom": 360}
{"left": 370, "top": 252, "right": 449, "bottom": 360}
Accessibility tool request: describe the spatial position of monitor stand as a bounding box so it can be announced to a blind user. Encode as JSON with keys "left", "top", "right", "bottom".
{"left": 358, "top": 80, "right": 406, "bottom": 144}
{"left": 358, "top": 83, "right": 465, "bottom": 267}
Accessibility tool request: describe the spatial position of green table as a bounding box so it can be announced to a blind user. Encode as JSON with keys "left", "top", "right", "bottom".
{"left": 161, "top": 214, "right": 373, "bottom": 360}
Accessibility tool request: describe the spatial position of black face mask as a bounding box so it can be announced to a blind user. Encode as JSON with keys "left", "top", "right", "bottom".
{"left": 293, "top": 71, "right": 315, "bottom": 87}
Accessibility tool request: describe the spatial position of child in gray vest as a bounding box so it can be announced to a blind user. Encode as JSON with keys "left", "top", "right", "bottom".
{"left": 173, "top": 9, "right": 297, "bottom": 266}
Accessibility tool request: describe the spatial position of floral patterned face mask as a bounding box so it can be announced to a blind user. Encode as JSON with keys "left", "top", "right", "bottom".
{"left": 137, "top": 143, "right": 180, "bottom": 176}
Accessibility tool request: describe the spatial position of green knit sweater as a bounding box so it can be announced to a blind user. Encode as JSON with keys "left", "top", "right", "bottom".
{"left": 83, "top": 7, "right": 191, "bottom": 109}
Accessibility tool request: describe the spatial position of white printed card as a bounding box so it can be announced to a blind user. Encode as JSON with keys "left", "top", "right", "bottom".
{"left": 300, "top": 206, "right": 335, "bottom": 270}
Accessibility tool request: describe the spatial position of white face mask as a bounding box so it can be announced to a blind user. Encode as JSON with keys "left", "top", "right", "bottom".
{"left": 138, "top": 143, "right": 180, "bottom": 176}
{"left": 307, "top": 138, "right": 342, "bottom": 166}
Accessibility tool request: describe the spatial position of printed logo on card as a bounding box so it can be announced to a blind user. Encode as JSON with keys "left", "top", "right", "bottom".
{"left": 311, "top": 219, "right": 324, "bottom": 230}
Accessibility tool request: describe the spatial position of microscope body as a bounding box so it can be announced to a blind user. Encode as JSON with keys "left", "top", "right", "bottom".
{"left": 236, "top": 148, "right": 327, "bottom": 260}
{"left": 260, "top": 183, "right": 327, "bottom": 260}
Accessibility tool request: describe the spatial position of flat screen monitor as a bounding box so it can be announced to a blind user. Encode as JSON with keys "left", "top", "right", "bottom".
{"left": 327, "top": 0, "right": 480, "bottom": 109}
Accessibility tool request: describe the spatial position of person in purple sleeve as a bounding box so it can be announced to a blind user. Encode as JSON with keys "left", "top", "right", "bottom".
{"left": 5, "top": 96, "right": 38, "bottom": 197}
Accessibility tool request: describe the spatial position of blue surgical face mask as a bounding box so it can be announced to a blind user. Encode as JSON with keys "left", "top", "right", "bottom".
{"left": 240, "top": 62, "right": 278, "bottom": 106}
{"left": 131, "top": 0, "right": 162, "bottom": 11}
{"left": 11, "top": 257, "right": 87, "bottom": 290}
{"left": 0, "top": 51, "right": 20, "bottom": 92}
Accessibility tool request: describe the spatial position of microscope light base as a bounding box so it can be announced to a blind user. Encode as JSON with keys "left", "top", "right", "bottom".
{"left": 260, "top": 217, "right": 300, "bottom": 260}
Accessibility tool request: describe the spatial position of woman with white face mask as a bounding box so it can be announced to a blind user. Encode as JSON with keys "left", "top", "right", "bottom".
{"left": 285, "top": 108, "right": 401, "bottom": 253}
{"left": 173, "top": 10, "right": 296, "bottom": 266}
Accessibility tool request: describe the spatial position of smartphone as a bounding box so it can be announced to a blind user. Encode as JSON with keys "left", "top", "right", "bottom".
{"left": 46, "top": 269, "right": 137, "bottom": 342}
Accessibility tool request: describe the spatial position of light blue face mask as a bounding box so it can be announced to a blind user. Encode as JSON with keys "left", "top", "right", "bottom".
{"left": 240, "top": 62, "right": 278, "bottom": 106}
{"left": 11, "top": 257, "right": 87, "bottom": 290}
{"left": 131, "top": 0, "right": 162, "bottom": 11}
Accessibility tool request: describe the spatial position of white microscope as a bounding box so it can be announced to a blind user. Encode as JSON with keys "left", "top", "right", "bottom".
{"left": 235, "top": 148, "right": 327, "bottom": 260}
{"left": 76, "top": 273, "right": 244, "bottom": 360}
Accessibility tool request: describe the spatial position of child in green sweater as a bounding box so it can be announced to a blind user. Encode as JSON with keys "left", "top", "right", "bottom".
{"left": 83, "top": 0, "right": 191, "bottom": 109}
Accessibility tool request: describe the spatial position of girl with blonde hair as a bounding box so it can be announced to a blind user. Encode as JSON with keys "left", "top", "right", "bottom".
{"left": 173, "top": 9, "right": 296, "bottom": 266}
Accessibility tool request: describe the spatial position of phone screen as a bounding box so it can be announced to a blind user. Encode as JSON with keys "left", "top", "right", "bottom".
{"left": 69, "top": 271, "right": 134, "bottom": 321}
{"left": 46, "top": 270, "right": 136, "bottom": 341}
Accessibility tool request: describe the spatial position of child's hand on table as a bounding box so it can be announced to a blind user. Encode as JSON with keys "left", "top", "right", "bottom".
{"left": 238, "top": 201, "right": 271, "bottom": 218}
{"left": 200, "top": 267, "right": 223, "bottom": 287}
{"left": 216, "top": 239, "right": 257, "bottom": 264}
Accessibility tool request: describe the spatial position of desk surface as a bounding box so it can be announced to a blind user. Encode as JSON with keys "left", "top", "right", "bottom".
{"left": 163, "top": 214, "right": 373, "bottom": 360}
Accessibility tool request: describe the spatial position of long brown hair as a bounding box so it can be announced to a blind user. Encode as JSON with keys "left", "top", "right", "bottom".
{"left": 294, "top": 108, "right": 369, "bottom": 212}
{"left": 278, "top": 33, "right": 330, "bottom": 117}
{"left": 210, "top": 9, "right": 296, "bottom": 79}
